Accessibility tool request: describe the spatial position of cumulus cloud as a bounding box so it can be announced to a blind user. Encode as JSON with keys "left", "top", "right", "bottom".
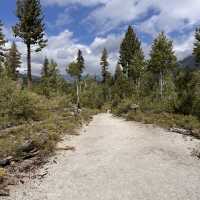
{"left": 5, "top": 28, "right": 193, "bottom": 76}
{"left": 42, "top": 0, "right": 107, "bottom": 7}
{"left": 42, "top": 0, "right": 200, "bottom": 36}
{"left": 10, "top": 29, "right": 121, "bottom": 76}
{"left": 86, "top": 0, "right": 200, "bottom": 35}
{"left": 4, "top": 0, "right": 199, "bottom": 76}
{"left": 174, "top": 33, "right": 194, "bottom": 59}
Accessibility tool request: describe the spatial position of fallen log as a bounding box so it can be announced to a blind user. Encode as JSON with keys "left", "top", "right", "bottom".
{"left": 56, "top": 145, "right": 75, "bottom": 151}
{"left": 169, "top": 128, "right": 191, "bottom": 136}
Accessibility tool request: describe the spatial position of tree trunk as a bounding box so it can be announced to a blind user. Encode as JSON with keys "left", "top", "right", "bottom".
{"left": 27, "top": 43, "right": 32, "bottom": 89}
{"left": 159, "top": 71, "right": 163, "bottom": 98}
{"left": 136, "top": 77, "right": 141, "bottom": 100}
{"left": 76, "top": 80, "right": 80, "bottom": 110}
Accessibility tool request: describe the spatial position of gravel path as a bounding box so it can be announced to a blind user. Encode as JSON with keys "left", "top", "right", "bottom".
{"left": 4, "top": 113, "right": 200, "bottom": 200}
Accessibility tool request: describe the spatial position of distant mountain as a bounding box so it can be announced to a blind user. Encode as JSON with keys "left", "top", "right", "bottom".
{"left": 18, "top": 73, "right": 73, "bottom": 83}
{"left": 179, "top": 55, "right": 200, "bottom": 69}
{"left": 18, "top": 73, "right": 40, "bottom": 83}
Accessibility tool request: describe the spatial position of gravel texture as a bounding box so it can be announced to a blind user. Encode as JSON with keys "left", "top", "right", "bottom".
{"left": 3, "top": 113, "right": 200, "bottom": 200}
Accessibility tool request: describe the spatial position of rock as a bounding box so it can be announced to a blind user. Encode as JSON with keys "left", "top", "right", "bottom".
{"left": 7, "top": 176, "right": 18, "bottom": 186}
{"left": 53, "top": 160, "right": 57, "bottom": 164}
{"left": 19, "top": 159, "right": 34, "bottom": 172}
{"left": 130, "top": 104, "right": 139, "bottom": 112}
{"left": 130, "top": 104, "right": 139, "bottom": 109}
{"left": 56, "top": 145, "right": 75, "bottom": 152}
{"left": 18, "top": 140, "right": 35, "bottom": 153}
{"left": 38, "top": 171, "right": 48, "bottom": 179}
{"left": 191, "top": 145, "right": 200, "bottom": 159}
{"left": 20, "top": 179, "right": 25, "bottom": 184}
{"left": 0, "top": 188, "right": 9, "bottom": 196}
{"left": 169, "top": 128, "right": 191, "bottom": 136}
{"left": 191, "top": 129, "right": 200, "bottom": 139}
{"left": 22, "top": 150, "right": 39, "bottom": 160}
{"left": 0, "top": 156, "right": 13, "bottom": 167}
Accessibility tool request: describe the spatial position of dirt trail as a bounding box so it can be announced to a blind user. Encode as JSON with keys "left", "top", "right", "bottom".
{"left": 4, "top": 113, "right": 200, "bottom": 200}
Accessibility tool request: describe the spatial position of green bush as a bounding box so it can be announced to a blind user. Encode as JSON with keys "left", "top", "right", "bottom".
{"left": 0, "top": 78, "right": 44, "bottom": 127}
{"left": 113, "top": 98, "right": 136, "bottom": 116}
{"left": 80, "top": 82, "right": 105, "bottom": 109}
{"left": 127, "top": 111, "right": 200, "bottom": 137}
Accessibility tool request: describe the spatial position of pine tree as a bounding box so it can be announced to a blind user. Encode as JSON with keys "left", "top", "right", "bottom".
{"left": 119, "top": 25, "right": 142, "bottom": 79}
{"left": 114, "top": 63, "right": 123, "bottom": 81}
{"left": 40, "top": 59, "right": 63, "bottom": 96}
{"left": 41, "top": 57, "right": 49, "bottom": 78}
{"left": 67, "top": 62, "right": 81, "bottom": 109}
{"left": 190, "top": 71, "right": 200, "bottom": 118}
{"left": 193, "top": 27, "right": 200, "bottom": 66}
{"left": 100, "top": 48, "right": 109, "bottom": 83}
{"left": 13, "top": 0, "right": 47, "bottom": 88}
{"left": 0, "top": 20, "right": 6, "bottom": 74}
{"left": 148, "top": 32, "right": 177, "bottom": 98}
{"left": 113, "top": 63, "right": 129, "bottom": 99}
{"left": 129, "top": 46, "right": 145, "bottom": 86}
{"left": 76, "top": 49, "right": 85, "bottom": 81}
{"left": 6, "top": 42, "right": 21, "bottom": 80}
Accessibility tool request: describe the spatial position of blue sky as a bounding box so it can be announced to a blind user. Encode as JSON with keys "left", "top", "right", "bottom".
{"left": 0, "top": 0, "right": 200, "bottom": 75}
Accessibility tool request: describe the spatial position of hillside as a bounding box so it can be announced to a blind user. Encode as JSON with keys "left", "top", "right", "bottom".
{"left": 179, "top": 55, "right": 200, "bottom": 69}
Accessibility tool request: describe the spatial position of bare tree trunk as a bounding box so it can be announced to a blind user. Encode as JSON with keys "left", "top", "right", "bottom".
{"left": 159, "top": 71, "right": 163, "bottom": 98}
{"left": 136, "top": 77, "right": 141, "bottom": 101}
{"left": 76, "top": 80, "right": 80, "bottom": 110}
{"left": 27, "top": 43, "right": 32, "bottom": 89}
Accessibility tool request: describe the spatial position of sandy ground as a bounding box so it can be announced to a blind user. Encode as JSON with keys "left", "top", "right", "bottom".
{"left": 3, "top": 113, "right": 200, "bottom": 200}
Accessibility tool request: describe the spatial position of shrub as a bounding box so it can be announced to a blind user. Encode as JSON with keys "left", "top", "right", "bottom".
{"left": 127, "top": 111, "right": 200, "bottom": 135}
{"left": 80, "top": 83, "right": 105, "bottom": 109}
{"left": 0, "top": 78, "right": 44, "bottom": 127}
{"left": 113, "top": 98, "right": 136, "bottom": 116}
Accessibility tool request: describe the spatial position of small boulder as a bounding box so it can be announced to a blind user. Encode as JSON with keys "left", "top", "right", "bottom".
{"left": 0, "top": 157, "right": 13, "bottom": 167}
{"left": 0, "top": 188, "right": 9, "bottom": 196}
{"left": 17, "top": 140, "right": 35, "bottom": 153}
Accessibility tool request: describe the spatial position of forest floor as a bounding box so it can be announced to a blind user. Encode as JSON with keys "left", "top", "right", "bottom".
{"left": 3, "top": 113, "right": 200, "bottom": 200}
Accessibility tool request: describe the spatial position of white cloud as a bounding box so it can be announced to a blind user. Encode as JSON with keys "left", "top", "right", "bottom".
{"left": 86, "top": 0, "right": 200, "bottom": 35}
{"left": 88, "top": 0, "right": 152, "bottom": 34}
{"left": 174, "top": 33, "right": 194, "bottom": 59}
{"left": 42, "top": 0, "right": 107, "bottom": 7}
{"left": 11, "top": 29, "right": 121, "bottom": 76}
{"left": 4, "top": 0, "right": 199, "bottom": 76}
{"left": 6, "top": 28, "right": 193, "bottom": 76}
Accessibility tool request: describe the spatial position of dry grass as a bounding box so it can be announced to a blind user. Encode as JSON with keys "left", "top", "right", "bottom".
{"left": 126, "top": 111, "right": 200, "bottom": 139}
{"left": 0, "top": 168, "right": 6, "bottom": 178}
{"left": 0, "top": 94, "right": 97, "bottom": 160}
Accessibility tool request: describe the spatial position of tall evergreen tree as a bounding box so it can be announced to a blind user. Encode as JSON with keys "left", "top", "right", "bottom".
{"left": 119, "top": 25, "right": 142, "bottom": 79}
{"left": 129, "top": 46, "right": 145, "bottom": 87}
{"left": 6, "top": 42, "right": 21, "bottom": 80}
{"left": 114, "top": 63, "right": 123, "bottom": 81}
{"left": 40, "top": 59, "right": 64, "bottom": 96}
{"left": 148, "top": 32, "right": 177, "bottom": 98}
{"left": 113, "top": 63, "right": 129, "bottom": 99}
{"left": 41, "top": 57, "right": 49, "bottom": 78}
{"left": 13, "top": 0, "right": 47, "bottom": 88}
{"left": 193, "top": 27, "right": 200, "bottom": 66}
{"left": 100, "top": 48, "right": 109, "bottom": 83}
{"left": 67, "top": 62, "right": 81, "bottom": 109}
{"left": 76, "top": 49, "right": 85, "bottom": 81}
{"left": 0, "top": 20, "right": 6, "bottom": 73}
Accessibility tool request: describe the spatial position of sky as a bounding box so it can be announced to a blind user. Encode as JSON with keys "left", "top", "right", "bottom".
{"left": 0, "top": 0, "right": 200, "bottom": 76}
